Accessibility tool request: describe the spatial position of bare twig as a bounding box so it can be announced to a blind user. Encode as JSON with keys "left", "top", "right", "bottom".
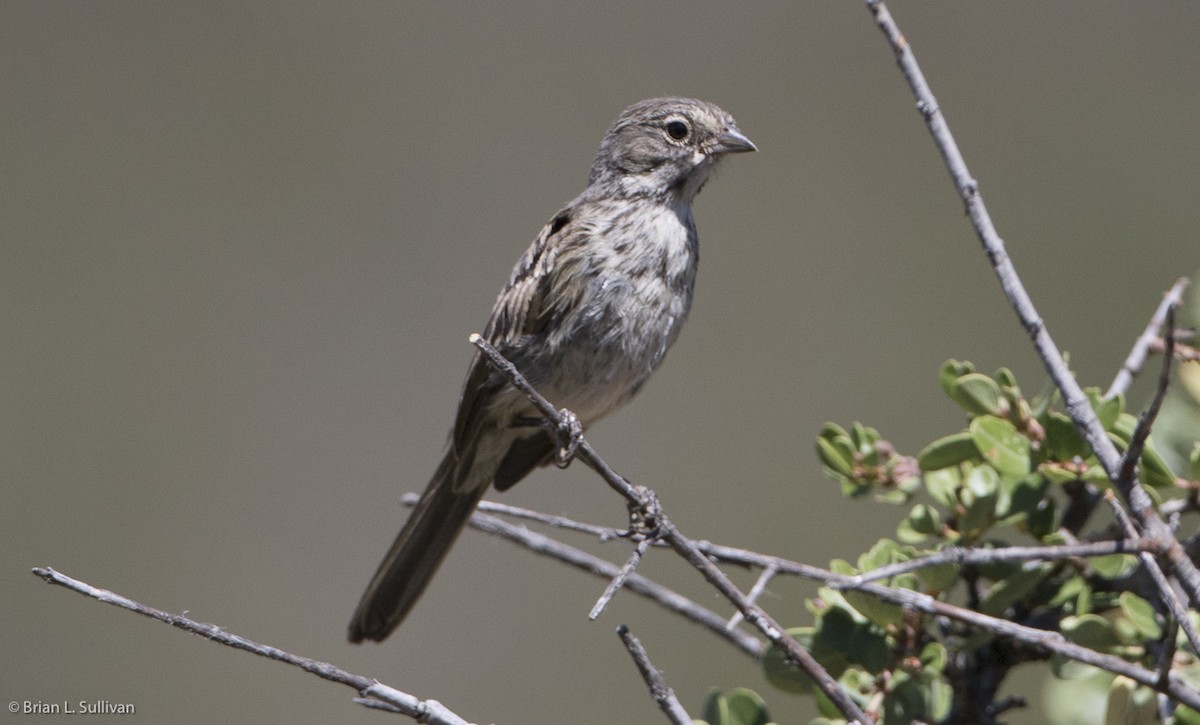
{"left": 1149, "top": 338, "right": 1200, "bottom": 364}
{"left": 1104, "top": 308, "right": 1200, "bottom": 657}
{"left": 471, "top": 507, "right": 1200, "bottom": 709}
{"left": 591, "top": 537, "right": 655, "bottom": 620}
{"left": 835, "top": 540, "right": 1152, "bottom": 587}
{"left": 616, "top": 625, "right": 692, "bottom": 725}
{"left": 1157, "top": 618, "right": 1180, "bottom": 689}
{"left": 30, "top": 567, "right": 472, "bottom": 725}
{"left": 465, "top": 509, "right": 765, "bottom": 658}
{"left": 1108, "top": 278, "right": 1190, "bottom": 399}
{"left": 1104, "top": 492, "right": 1200, "bottom": 656}
{"left": 727, "top": 565, "right": 778, "bottom": 631}
{"left": 864, "top": 0, "right": 1200, "bottom": 608}
{"left": 467, "top": 333, "right": 871, "bottom": 724}
{"left": 465, "top": 496, "right": 624, "bottom": 540}
{"left": 1119, "top": 306, "right": 1178, "bottom": 487}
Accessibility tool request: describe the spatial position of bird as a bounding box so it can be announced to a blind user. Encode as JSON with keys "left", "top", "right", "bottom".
{"left": 348, "top": 97, "right": 755, "bottom": 643}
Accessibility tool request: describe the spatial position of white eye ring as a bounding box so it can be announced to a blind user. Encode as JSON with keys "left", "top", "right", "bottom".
{"left": 665, "top": 119, "right": 690, "bottom": 141}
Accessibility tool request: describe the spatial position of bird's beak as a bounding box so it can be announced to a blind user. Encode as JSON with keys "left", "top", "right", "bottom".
{"left": 711, "top": 127, "right": 757, "bottom": 155}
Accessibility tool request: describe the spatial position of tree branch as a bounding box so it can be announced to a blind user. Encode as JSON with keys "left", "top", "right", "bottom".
{"left": 616, "top": 625, "right": 693, "bottom": 725}
{"left": 464, "top": 507, "right": 765, "bottom": 659}
{"left": 864, "top": 0, "right": 1200, "bottom": 609}
{"left": 467, "top": 333, "right": 871, "bottom": 724}
{"left": 834, "top": 540, "right": 1152, "bottom": 587}
{"left": 30, "top": 567, "right": 473, "bottom": 725}
{"left": 1107, "top": 278, "right": 1190, "bottom": 399}
{"left": 465, "top": 506, "right": 1200, "bottom": 710}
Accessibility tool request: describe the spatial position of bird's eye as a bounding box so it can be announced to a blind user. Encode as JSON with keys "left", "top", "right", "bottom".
{"left": 665, "top": 120, "right": 690, "bottom": 141}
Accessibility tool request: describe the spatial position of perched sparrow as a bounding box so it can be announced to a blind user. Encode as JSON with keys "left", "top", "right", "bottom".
{"left": 349, "top": 98, "right": 755, "bottom": 643}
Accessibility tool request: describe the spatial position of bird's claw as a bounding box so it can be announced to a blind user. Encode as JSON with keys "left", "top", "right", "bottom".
{"left": 554, "top": 409, "right": 583, "bottom": 468}
{"left": 624, "top": 485, "right": 663, "bottom": 542}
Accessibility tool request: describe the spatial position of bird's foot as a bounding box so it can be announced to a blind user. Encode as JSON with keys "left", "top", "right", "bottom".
{"left": 624, "top": 485, "right": 663, "bottom": 542}
{"left": 554, "top": 409, "right": 583, "bottom": 468}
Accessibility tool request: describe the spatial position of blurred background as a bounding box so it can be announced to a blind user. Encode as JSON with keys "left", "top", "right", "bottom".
{"left": 5, "top": 3, "right": 1199, "bottom": 723}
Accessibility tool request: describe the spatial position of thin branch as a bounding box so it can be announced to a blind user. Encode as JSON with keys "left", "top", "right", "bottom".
{"left": 474, "top": 507, "right": 1200, "bottom": 710}
{"left": 1104, "top": 492, "right": 1200, "bottom": 657}
{"left": 616, "top": 625, "right": 692, "bottom": 725}
{"left": 465, "top": 509, "right": 765, "bottom": 659}
{"left": 468, "top": 496, "right": 624, "bottom": 540}
{"left": 1149, "top": 338, "right": 1200, "bottom": 364}
{"left": 727, "top": 565, "right": 778, "bottom": 631}
{"left": 1107, "top": 278, "right": 1190, "bottom": 399}
{"left": 467, "top": 334, "right": 871, "bottom": 724}
{"left": 835, "top": 540, "right": 1153, "bottom": 587}
{"left": 591, "top": 538, "right": 654, "bottom": 620}
{"left": 30, "top": 567, "right": 472, "bottom": 725}
{"left": 1158, "top": 618, "right": 1180, "bottom": 689}
{"left": 1119, "top": 306, "right": 1178, "bottom": 487}
{"left": 865, "top": 0, "right": 1200, "bottom": 608}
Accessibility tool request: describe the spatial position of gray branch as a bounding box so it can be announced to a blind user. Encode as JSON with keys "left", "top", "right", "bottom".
{"left": 30, "top": 567, "right": 473, "bottom": 725}
{"left": 865, "top": 0, "right": 1200, "bottom": 609}
{"left": 1107, "top": 278, "right": 1190, "bottom": 399}
{"left": 467, "top": 504, "right": 1200, "bottom": 711}
{"left": 616, "top": 625, "right": 693, "bottom": 725}
{"left": 467, "top": 333, "right": 870, "bottom": 724}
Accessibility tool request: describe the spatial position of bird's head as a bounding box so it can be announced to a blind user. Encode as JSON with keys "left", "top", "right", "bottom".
{"left": 587, "top": 97, "right": 756, "bottom": 202}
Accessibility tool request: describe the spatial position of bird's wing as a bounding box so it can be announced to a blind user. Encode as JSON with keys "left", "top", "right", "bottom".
{"left": 450, "top": 208, "right": 575, "bottom": 458}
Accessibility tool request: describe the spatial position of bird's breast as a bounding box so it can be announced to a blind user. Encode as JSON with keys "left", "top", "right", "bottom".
{"left": 532, "top": 202, "right": 699, "bottom": 422}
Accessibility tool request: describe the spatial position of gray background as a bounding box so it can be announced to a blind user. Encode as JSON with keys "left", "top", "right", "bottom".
{"left": 5, "top": 3, "right": 1199, "bottom": 724}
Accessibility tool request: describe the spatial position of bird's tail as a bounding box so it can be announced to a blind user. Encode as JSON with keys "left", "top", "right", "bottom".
{"left": 348, "top": 451, "right": 487, "bottom": 643}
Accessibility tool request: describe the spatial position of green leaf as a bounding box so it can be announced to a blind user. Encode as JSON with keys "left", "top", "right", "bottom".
{"left": 701, "top": 690, "right": 729, "bottom": 725}
{"left": 995, "top": 367, "right": 1018, "bottom": 390}
{"left": 959, "top": 466, "right": 1000, "bottom": 536}
{"left": 816, "top": 435, "right": 855, "bottom": 477}
{"left": 979, "top": 563, "right": 1050, "bottom": 616}
{"left": 939, "top": 359, "right": 976, "bottom": 396}
{"left": 1062, "top": 614, "right": 1122, "bottom": 652}
{"left": 840, "top": 553, "right": 908, "bottom": 626}
{"left": 1119, "top": 592, "right": 1162, "bottom": 640}
{"left": 898, "top": 504, "right": 942, "bottom": 544}
{"left": 851, "top": 422, "right": 875, "bottom": 454}
{"left": 915, "top": 560, "right": 959, "bottom": 592}
{"left": 1087, "top": 388, "right": 1124, "bottom": 431}
{"left": 1139, "top": 441, "right": 1178, "bottom": 488}
{"left": 724, "top": 689, "right": 772, "bottom": 725}
{"left": 761, "top": 628, "right": 812, "bottom": 694}
{"left": 1105, "top": 414, "right": 1176, "bottom": 487}
{"left": 1104, "top": 676, "right": 1157, "bottom": 725}
{"left": 969, "top": 416, "right": 1031, "bottom": 477}
{"left": 1050, "top": 575, "right": 1085, "bottom": 609}
{"left": 1110, "top": 413, "right": 1139, "bottom": 442}
{"left": 858, "top": 539, "right": 900, "bottom": 572}
{"left": 1040, "top": 461, "right": 1086, "bottom": 485}
{"left": 918, "top": 432, "right": 979, "bottom": 471}
{"left": 874, "top": 488, "right": 912, "bottom": 505}
{"left": 812, "top": 604, "right": 890, "bottom": 675}
{"left": 923, "top": 468, "right": 961, "bottom": 508}
{"left": 1042, "top": 411, "right": 1088, "bottom": 462}
{"left": 919, "top": 641, "right": 948, "bottom": 678}
{"left": 948, "top": 373, "right": 1004, "bottom": 417}
{"left": 1092, "top": 554, "right": 1137, "bottom": 579}
{"left": 1024, "top": 495, "right": 1057, "bottom": 538}
{"left": 1190, "top": 443, "right": 1200, "bottom": 483}
{"left": 965, "top": 465, "right": 999, "bottom": 498}
{"left": 995, "top": 474, "right": 1049, "bottom": 521}
{"left": 882, "top": 678, "right": 936, "bottom": 725}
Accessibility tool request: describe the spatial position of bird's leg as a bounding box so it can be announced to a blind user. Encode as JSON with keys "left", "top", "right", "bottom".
{"left": 511, "top": 408, "right": 584, "bottom": 468}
